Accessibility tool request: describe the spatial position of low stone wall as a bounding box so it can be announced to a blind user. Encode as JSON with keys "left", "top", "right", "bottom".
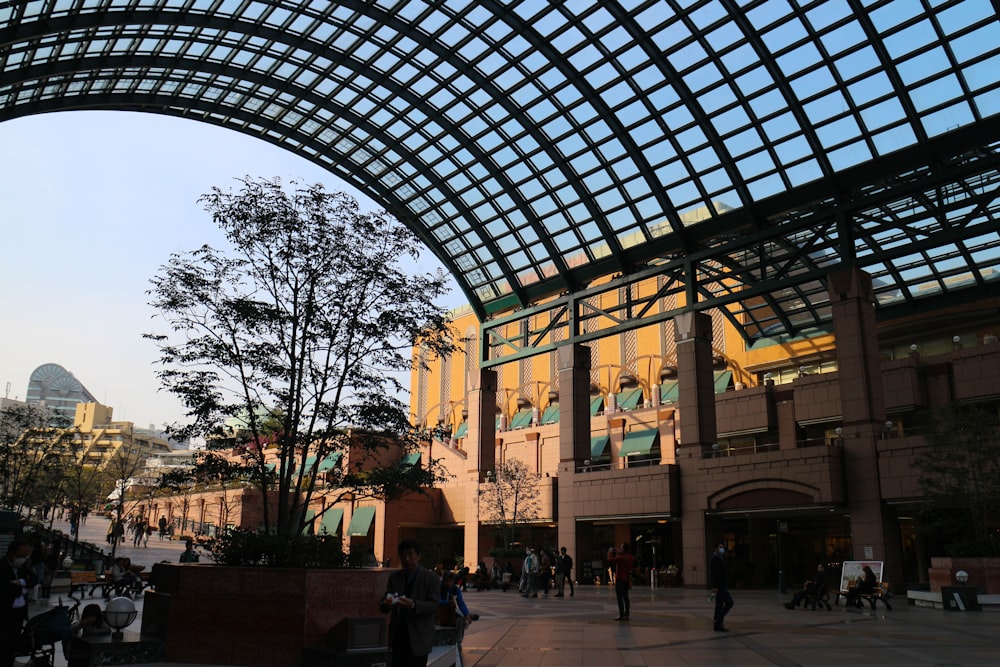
{"left": 908, "top": 589, "right": 1000, "bottom": 609}
{"left": 927, "top": 557, "right": 1000, "bottom": 594}
{"left": 142, "top": 563, "right": 390, "bottom": 667}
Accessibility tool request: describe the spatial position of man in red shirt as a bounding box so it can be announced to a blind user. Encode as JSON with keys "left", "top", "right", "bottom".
{"left": 607, "top": 543, "right": 635, "bottom": 620}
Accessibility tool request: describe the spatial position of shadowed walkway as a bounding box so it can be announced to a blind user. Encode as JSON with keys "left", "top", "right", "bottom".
{"left": 455, "top": 584, "right": 999, "bottom": 666}
{"left": 28, "top": 518, "right": 1000, "bottom": 667}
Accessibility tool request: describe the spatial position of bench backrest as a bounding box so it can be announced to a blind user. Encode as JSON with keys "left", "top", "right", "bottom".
{"left": 70, "top": 571, "right": 97, "bottom": 584}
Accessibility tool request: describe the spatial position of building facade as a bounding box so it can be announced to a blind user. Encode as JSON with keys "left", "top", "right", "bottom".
{"left": 71, "top": 402, "right": 175, "bottom": 469}
{"left": 410, "top": 267, "right": 1000, "bottom": 589}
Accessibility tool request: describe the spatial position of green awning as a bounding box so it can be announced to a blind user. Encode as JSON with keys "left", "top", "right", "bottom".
{"left": 619, "top": 429, "right": 659, "bottom": 457}
{"left": 319, "top": 507, "right": 344, "bottom": 535}
{"left": 714, "top": 370, "right": 733, "bottom": 393}
{"left": 317, "top": 452, "right": 342, "bottom": 472}
{"left": 454, "top": 422, "right": 468, "bottom": 439}
{"left": 659, "top": 380, "right": 679, "bottom": 403}
{"left": 590, "top": 395, "right": 605, "bottom": 416}
{"left": 299, "top": 455, "right": 317, "bottom": 473}
{"left": 401, "top": 451, "right": 421, "bottom": 466}
{"left": 301, "top": 509, "right": 316, "bottom": 536}
{"left": 616, "top": 387, "right": 643, "bottom": 411}
{"left": 540, "top": 405, "right": 560, "bottom": 425}
{"left": 509, "top": 408, "right": 533, "bottom": 429}
{"left": 590, "top": 435, "right": 610, "bottom": 459}
{"left": 347, "top": 506, "right": 376, "bottom": 537}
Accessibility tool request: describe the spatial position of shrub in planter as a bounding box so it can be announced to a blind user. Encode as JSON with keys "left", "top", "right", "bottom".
{"left": 203, "top": 528, "right": 347, "bottom": 568}
{"left": 489, "top": 546, "right": 528, "bottom": 561}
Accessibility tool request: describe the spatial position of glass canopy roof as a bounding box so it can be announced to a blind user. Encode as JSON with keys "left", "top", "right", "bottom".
{"left": 2, "top": 0, "right": 999, "bottom": 341}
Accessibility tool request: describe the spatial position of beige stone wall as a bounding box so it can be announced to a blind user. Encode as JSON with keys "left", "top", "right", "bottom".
{"left": 792, "top": 373, "right": 843, "bottom": 424}
{"left": 715, "top": 385, "right": 771, "bottom": 435}
{"left": 565, "top": 466, "right": 678, "bottom": 520}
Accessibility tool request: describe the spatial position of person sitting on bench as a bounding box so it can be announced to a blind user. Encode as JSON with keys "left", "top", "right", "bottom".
{"left": 846, "top": 565, "right": 877, "bottom": 607}
{"left": 110, "top": 557, "right": 141, "bottom": 596}
{"left": 784, "top": 563, "right": 828, "bottom": 609}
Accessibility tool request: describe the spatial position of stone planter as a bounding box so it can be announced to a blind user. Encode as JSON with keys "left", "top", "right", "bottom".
{"left": 927, "top": 557, "right": 1000, "bottom": 594}
{"left": 142, "top": 563, "right": 390, "bottom": 666}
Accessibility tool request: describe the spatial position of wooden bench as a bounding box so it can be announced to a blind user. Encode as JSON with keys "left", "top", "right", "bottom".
{"left": 857, "top": 581, "right": 893, "bottom": 610}
{"left": 834, "top": 561, "right": 891, "bottom": 611}
{"left": 106, "top": 569, "right": 151, "bottom": 598}
{"left": 68, "top": 571, "right": 113, "bottom": 601}
{"left": 838, "top": 581, "right": 893, "bottom": 610}
{"left": 803, "top": 583, "right": 832, "bottom": 610}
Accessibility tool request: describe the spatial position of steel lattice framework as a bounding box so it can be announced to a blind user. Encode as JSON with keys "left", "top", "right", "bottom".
{"left": 2, "top": 0, "right": 1000, "bottom": 363}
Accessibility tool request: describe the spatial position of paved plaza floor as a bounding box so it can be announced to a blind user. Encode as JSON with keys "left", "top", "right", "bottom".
{"left": 454, "top": 584, "right": 1000, "bottom": 666}
{"left": 26, "top": 516, "right": 1000, "bottom": 666}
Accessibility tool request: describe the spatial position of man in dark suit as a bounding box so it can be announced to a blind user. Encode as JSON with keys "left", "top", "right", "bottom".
{"left": 379, "top": 539, "right": 440, "bottom": 667}
{"left": 554, "top": 546, "right": 574, "bottom": 597}
{"left": 2, "top": 539, "right": 37, "bottom": 667}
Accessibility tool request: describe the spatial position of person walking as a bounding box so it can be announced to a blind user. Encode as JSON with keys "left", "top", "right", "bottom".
{"left": 710, "top": 542, "right": 734, "bottom": 632}
{"left": 379, "top": 539, "right": 440, "bottom": 667}
{"left": 537, "top": 549, "right": 552, "bottom": 598}
{"left": 520, "top": 548, "right": 539, "bottom": 598}
{"left": 68, "top": 507, "right": 78, "bottom": 537}
{"left": 608, "top": 543, "right": 635, "bottom": 620}
{"left": 554, "top": 546, "right": 574, "bottom": 597}
{"left": 132, "top": 518, "right": 145, "bottom": 547}
{"left": 439, "top": 571, "right": 479, "bottom": 651}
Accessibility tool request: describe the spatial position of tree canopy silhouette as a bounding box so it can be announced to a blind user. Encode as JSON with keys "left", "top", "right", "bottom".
{"left": 147, "top": 177, "right": 455, "bottom": 560}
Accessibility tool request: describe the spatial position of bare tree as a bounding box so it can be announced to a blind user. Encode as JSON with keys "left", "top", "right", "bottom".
{"left": 146, "top": 177, "right": 454, "bottom": 563}
{"left": 102, "top": 440, "right": 147, "bottom": 561}
{"left": 479, "top": 459, "right": 541, "bottom": 551}
{"left": 0, "top": 404, "right": 74, "bottom": 513}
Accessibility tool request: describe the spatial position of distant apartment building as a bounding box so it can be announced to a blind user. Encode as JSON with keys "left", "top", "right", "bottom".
{"left": 0, "top": 396, "right": 29, "bottom": 413}
{"left": 72, "top": 402, "right": 175, "bottom": 469}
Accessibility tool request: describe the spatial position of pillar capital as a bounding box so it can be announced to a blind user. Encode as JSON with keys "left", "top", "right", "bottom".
{"left": 674, "top": 311, "right": 713, "bottom": 344}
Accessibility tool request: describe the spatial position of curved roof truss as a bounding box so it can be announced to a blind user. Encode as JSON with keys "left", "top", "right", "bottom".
{"left": 3, "top": 0, "right": 1000, "bottom": 351}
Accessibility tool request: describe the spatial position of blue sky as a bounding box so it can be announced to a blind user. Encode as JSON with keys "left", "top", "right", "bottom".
{"left": 0, "top": 110, "right": 460, "bottom": 430}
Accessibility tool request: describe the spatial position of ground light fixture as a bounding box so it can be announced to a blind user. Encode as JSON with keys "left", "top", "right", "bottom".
{"left": 104, "top": 596, "right": 138, "bottom": 640}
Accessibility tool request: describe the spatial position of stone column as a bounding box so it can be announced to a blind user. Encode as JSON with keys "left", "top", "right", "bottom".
{"left": 556, "top": 344, "right": 591, "bottom": 560}
{"left": 829, "top": 267, "right": 903, "bottom": 582}
{"left": 464, "top": 368, "right": 497, "bottom": 568}
{"left": 675, "top": 311, "right": 716, "bottom": 586}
